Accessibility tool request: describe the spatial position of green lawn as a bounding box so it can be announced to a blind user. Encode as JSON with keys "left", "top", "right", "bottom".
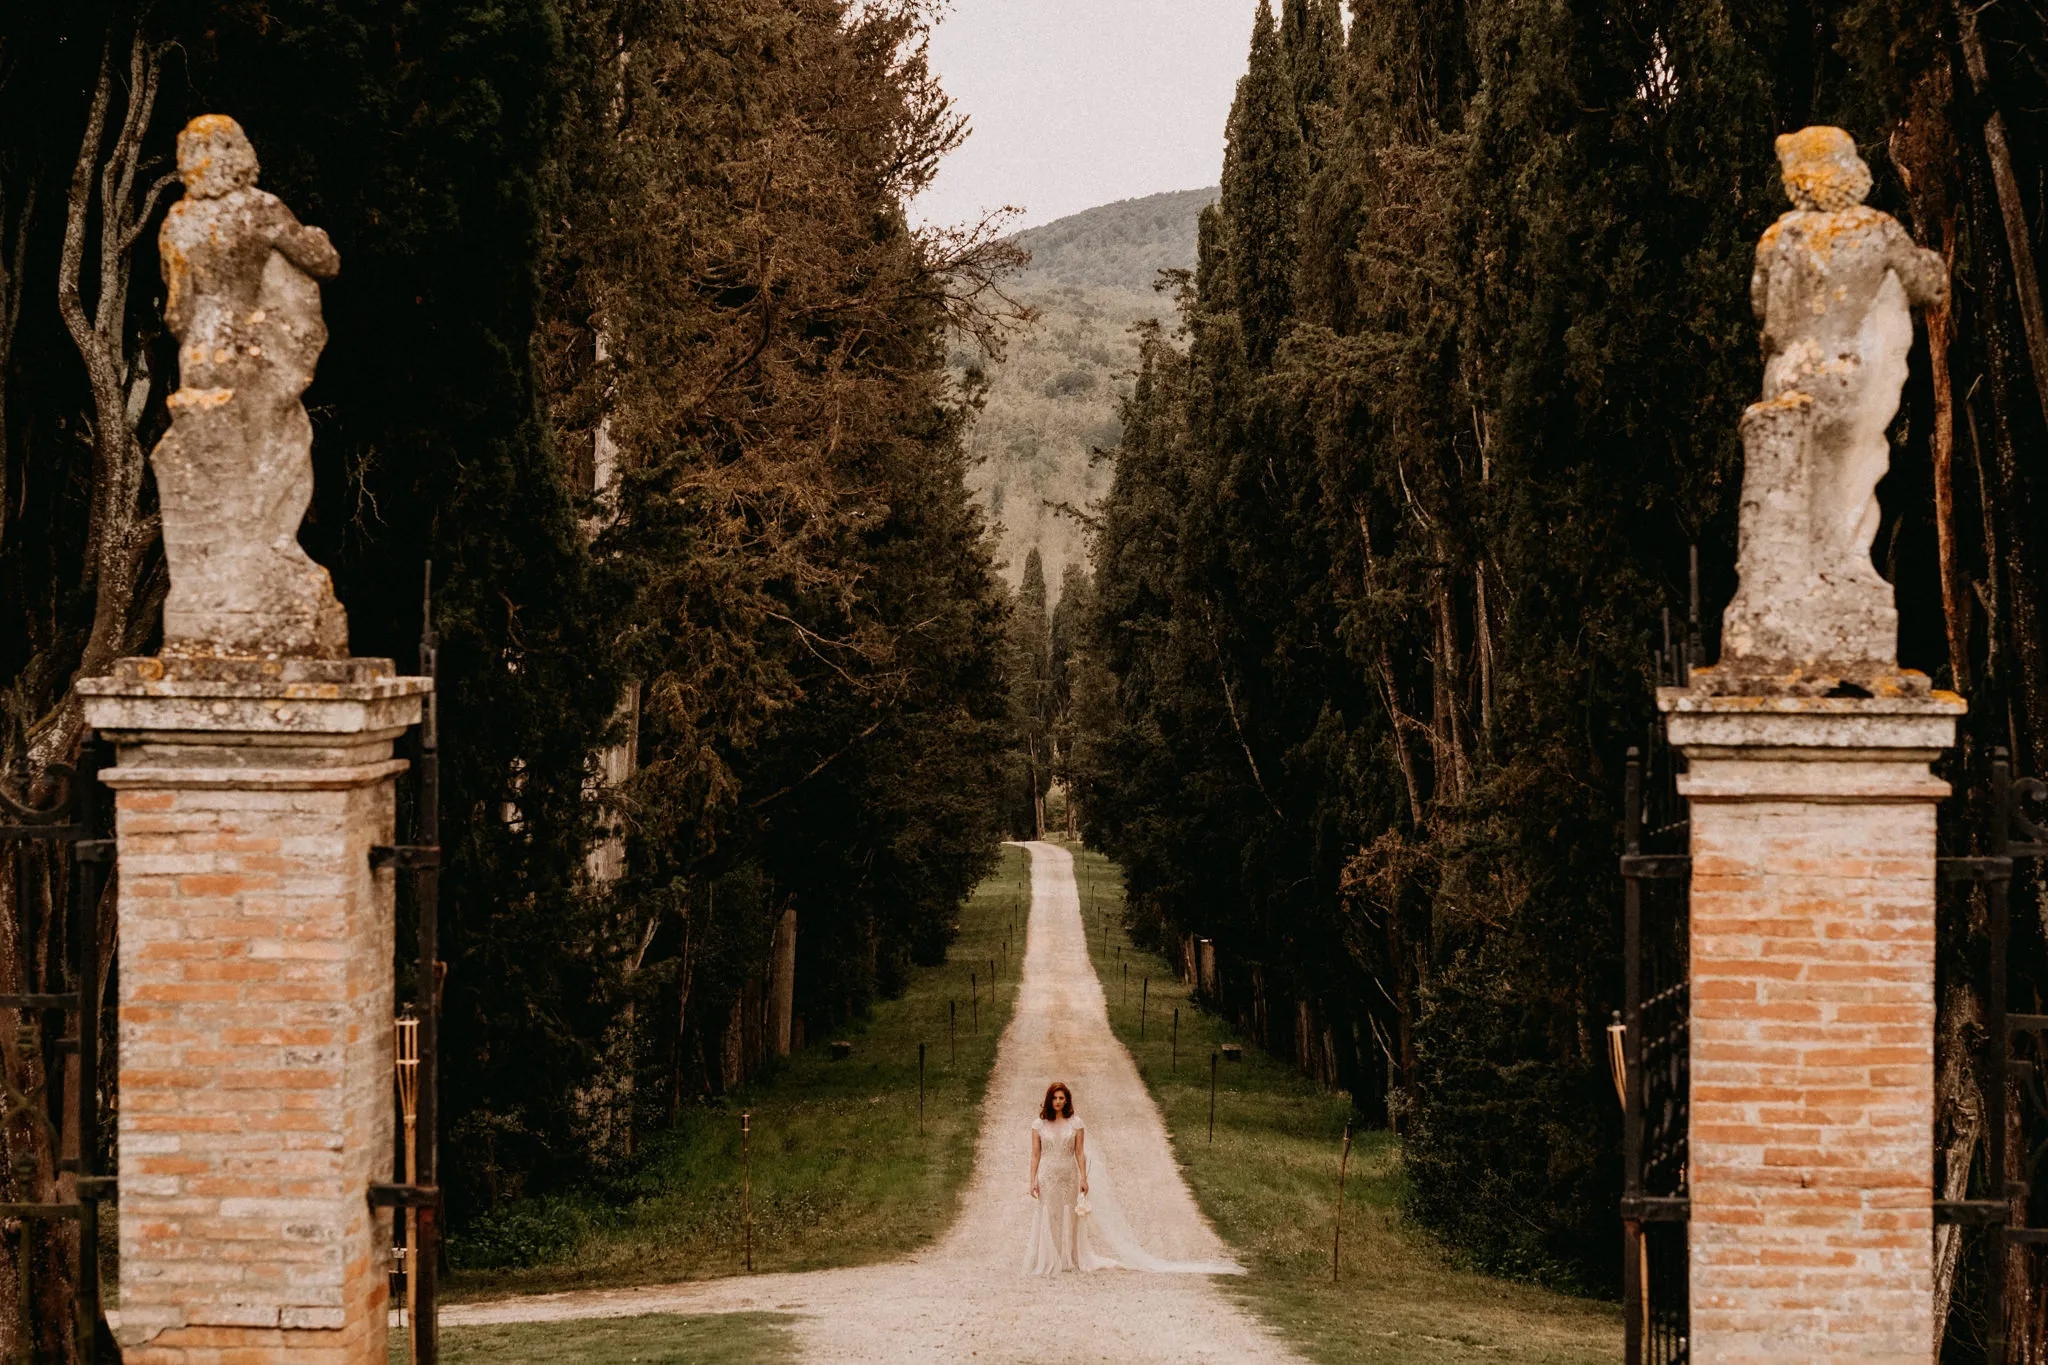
{"left": 444, "top": 844, "right": 1029, "bottom": 1300}
{"left": 412, "top": 1312, "right": 797, "bottom": 1365}
{"left": 1070, "top": 844, "right": 1623, "bottom": 1365}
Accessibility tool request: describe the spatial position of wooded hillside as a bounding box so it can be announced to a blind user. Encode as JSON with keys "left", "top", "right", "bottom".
{"left": 964, "top": 188, "right": 1214, "bottom": 594}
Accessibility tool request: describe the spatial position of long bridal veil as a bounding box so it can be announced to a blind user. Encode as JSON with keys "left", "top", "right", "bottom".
{"left": 1073, "top": 1128, "right": 1243, "bottom": 1276}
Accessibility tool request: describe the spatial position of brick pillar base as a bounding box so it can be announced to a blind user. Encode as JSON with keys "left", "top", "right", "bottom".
{"left": 82, "top": 657, "right": 428, "bottom": 1363}
{"left": 1665, "top": 688, "right": 1962, "bottom": 1364}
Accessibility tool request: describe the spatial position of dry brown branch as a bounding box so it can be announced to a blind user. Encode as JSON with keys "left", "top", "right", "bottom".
{"left": 37, "top": 32, "right": 174, "bottom": 774}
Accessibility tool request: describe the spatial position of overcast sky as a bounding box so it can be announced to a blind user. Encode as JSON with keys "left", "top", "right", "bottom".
{"left": 911, "top": 0, "right": 1259, "bottom": 231}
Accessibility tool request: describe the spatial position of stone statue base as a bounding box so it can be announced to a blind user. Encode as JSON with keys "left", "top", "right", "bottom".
{"left": 1713, "top": 388, "right": 1927, "bottom": 698}
{"left": 154, "top": 388, "right": 350, "bottom": 659}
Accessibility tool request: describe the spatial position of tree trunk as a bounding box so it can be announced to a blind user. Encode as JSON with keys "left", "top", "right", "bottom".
{"left": 1958, "top": 8, "right": 2048, "bottom": 426}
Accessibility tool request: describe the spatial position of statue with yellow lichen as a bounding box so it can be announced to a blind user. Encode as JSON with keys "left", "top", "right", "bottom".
{"left": 1709, "top": 126, "right": 1947, "bottom": 694}
{"left": 153, "top": 114, "right": 349, "bottom": 659}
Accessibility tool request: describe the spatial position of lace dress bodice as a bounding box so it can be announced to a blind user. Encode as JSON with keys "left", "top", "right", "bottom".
{"left": 1035, "top": 1117, "right": 1082, "bottom": 1183}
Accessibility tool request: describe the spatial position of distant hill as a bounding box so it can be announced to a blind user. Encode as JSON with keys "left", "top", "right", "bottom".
{"left": 1010, "top": 187, "right": 1219, "bottom": 293}
{"left": 961, "top": 187, "right": 1217, "bottom": 598}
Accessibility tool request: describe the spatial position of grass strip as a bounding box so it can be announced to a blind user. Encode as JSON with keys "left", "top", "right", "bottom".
{"left": 417, "top": 1311, "right": 798, "bottom": 1365}
{"left": 1070, "top": 844, "right": 1622, "bottom": 1365}
{"left": 445, "top": 844, "right": 1029, "bottom": 1299}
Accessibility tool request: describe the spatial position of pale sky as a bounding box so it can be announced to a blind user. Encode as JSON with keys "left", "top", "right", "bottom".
{"left": 913, "top": 0, "right": 1260, "bottom": 231}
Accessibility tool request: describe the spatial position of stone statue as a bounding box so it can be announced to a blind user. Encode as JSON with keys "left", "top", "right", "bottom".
{"left": 153, "top": 115, "right": 349, "bottom": 659}
{"left": 1711, "top": 126, "right": 1946, "bottom": 694}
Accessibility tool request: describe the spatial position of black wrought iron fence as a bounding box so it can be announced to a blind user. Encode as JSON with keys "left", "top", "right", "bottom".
{"left": 0, "top": 740, "right": 115, "bottom": 1360}
{"left": 1620, "top": 647, "right": 1693, "bottom": 1364}
{"left": 372, "top": 563, "right": 444, "bottom": 1365}
{"left": 1935, "top": 750, "right": 2047, "bottom": 1361}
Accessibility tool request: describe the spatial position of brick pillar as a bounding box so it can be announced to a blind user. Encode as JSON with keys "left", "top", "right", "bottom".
{"left": 80, "top": 657, "right": 428, "bottom": 1364}
{"left": 1664, "top": 690, "right": 1962, "bottom": 1364}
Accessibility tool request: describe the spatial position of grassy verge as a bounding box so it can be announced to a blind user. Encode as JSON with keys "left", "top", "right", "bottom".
{"left": 1069, "top": 844, "right": 1621, "bottom": 1365}
{"left": 417, "top": 1312, "right": 797, "bottom": 1365}
{"left": 445, "top": 844, "right": 1029, "bottom": 1300}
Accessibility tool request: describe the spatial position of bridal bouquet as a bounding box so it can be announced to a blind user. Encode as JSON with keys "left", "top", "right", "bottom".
{"left": 1073, "top": 1192, "right": 1093, "bottom": 1217}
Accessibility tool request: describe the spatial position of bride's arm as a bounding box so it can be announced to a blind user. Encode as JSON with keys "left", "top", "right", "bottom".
{"left": 1075, "top": 1127, "right": 1089, "bottom": 1194}
{"left": 1029, "top": 1128, "right": 1042, "bottom": 1199}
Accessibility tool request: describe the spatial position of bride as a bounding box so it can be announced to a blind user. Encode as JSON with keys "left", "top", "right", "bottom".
{"left": 1022, "top": 1080, "right": 1242, "bottom": 1277}
{"left": 1024, "top": 1081, "right": 1100, "bottom": 1273}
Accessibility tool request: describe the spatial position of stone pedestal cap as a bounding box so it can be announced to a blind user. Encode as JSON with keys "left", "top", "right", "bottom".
{"left": 79, "top": 655, "right": 428, "bottom": 738}
{"left": 1660, "top": 680, "right": 1963, "bottom": 804}
{"left": 79, "top": 657, "right": 429, "bottom": 790}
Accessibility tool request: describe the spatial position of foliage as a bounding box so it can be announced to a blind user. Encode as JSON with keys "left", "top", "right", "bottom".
{"left": 519, "top": 0, "right": 1021, "bottom": 1206}
{"left": 1074, "top": 0, "right": 2048, "bottom": 1318}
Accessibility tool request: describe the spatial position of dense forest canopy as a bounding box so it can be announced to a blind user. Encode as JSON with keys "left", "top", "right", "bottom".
{"left": 1067, "top": 0, "right": 2048, "bottom": 1350}
{"left": 0, "top": 0, "right": 1022, "bottom": 1350}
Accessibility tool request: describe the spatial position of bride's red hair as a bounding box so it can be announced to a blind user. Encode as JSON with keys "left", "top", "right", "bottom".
{"left": 1040, "top": 1081, "right": 1076, "bottom": 1121}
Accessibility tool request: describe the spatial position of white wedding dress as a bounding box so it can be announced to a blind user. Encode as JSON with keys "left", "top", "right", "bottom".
{"left": 1022, "top": 1115, "right": 1242, "bottom": 1276}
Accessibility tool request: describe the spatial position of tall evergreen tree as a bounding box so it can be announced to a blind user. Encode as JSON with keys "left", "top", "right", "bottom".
{"left": 1220, "top": 3, "right": 1305, "bottom": 365}
{"left": 1006, "top": 547, "right": 1055, "bottom": 837}
{"left": 1280, "top": 0, "right": 1346, "bottom": 149}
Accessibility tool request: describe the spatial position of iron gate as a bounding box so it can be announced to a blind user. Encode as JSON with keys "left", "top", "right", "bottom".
{"left": 1933, "top": 749, "right": 2046, "bottom": 1362}
{"left": 1619, "top": 606, "right": 1694, "bottom": 1365}
{"left": 0, "top": 740, "right": 115, "bottom": 1359}
{"left": 372, "top": 564, "right": 444, "bottom": 1365}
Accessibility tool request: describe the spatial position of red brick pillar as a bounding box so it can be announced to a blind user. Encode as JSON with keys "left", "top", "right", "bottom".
{"left": 81, "top": 657, "right": 428, "bottom": 1364}
{"left": 1664, "top": 690, "right": 1962, "bottom": 1364}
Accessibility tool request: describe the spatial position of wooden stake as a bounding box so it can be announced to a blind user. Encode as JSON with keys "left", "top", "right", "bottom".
{"left": 950, "top": 1000, "right": 957, "bottom": 1065}
{"left": 1140, "top": 978, "right": 1148, "bottom": 1038}
{"left": 1172, "top": 1008, "right": 1179, "bottom": 1072}
{"left": 1333, "top": 1122, "right": 1353, "bottom": 1282}
{"left": 741, "top": 1110, "right": 754, "bottom": 1273}
{"left": 971, "top": 972, "right": 979, "bottom": 1033}
{"left": 918, "top": 1042, "right": 926, "bottom": 1135}
{"left": 1208, "top": 1051, "right": 1218, "bottom": 1143}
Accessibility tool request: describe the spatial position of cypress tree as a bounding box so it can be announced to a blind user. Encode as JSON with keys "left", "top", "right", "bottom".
{"left": 1007, "top": 548, "right": 1055, "bottom": 836}
{"left": 1281, "top": 0, "right": 1346, "bottom": 146}
{"left": 1220, "top": 2, "right": 1306, "bottom": 365}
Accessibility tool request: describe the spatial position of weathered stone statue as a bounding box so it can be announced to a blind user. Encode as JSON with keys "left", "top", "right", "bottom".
{"left": 154, "top": 114, "right": 349, "bottom": 658}
{"left": 1711, "top": 125, "right": 1946, "bottom": 694}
